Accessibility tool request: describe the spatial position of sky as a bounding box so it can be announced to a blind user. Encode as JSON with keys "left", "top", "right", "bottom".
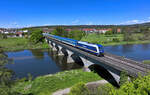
{"left": 0, "top": 0, "right": 150, "bottom": 28}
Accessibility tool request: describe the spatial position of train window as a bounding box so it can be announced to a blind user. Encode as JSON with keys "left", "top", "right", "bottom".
{"left": 98, "top": 46, "right": 104, "bottom": 51}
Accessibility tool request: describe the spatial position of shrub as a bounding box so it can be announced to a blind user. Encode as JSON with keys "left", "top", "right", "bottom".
{"left": 112, "top": 38, "right": 120, "bottom": 42}
{"left": 110, "top": 74, "right": 150, "bottom": 95}
{"left": 119, "top": 71, "right": 128, "bottom": 86}
{"left": 96, "top": 84, "right": 113, "bottom": 95}
{"left": 69, "top": 82, "right": 89, "bottom": 95}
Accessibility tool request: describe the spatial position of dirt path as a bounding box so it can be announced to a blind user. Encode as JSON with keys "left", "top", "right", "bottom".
{"left": 52, "top": 80, "right": 108, "bottom": 95}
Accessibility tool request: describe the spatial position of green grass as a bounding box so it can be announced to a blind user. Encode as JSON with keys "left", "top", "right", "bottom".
{"left": 13, "top": 69, "right": 102, "bottom": 95}
{"left": 81, "top": 33, "right": 150, "bottom": 46}
{"left": 0, "top": 38, "right": 49, "bottom": 51}
{"left": 143, "top": 60, "right": 150, "bottom": 65}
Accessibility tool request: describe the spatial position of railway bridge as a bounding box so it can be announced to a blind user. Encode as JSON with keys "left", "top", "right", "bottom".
{"left": 44, "top": 35, "right": 150, "bottom": 87}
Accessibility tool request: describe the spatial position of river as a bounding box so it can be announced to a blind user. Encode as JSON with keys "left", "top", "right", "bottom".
{"left": 5, "top": 43, "right": 150, "bottom": 78}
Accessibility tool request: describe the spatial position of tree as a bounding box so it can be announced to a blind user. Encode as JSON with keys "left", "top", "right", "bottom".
{"left": 123, "top": 31, "right": 135, "bottom": 41}
{"left": 105, "top": 31, "right": 113, "bottom": 35}
{"left": 69, "top": 30, "right": 85, "bottom": 40}
{"left": 29, "top": 29, "right": 44, "bottom": 44}
{"left": 110, "top": 74, "right": 150, "bottom": 95}
{"left": 51, "top": 27, "right": 68, "bottom": 37}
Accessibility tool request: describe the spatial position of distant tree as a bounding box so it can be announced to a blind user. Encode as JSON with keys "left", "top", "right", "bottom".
{"left": 140, "top": 27, "right": 150, "bottom": 40}
{"left": 123, "top": 30, "right": 135, "bottom": 41}
{"left": 105, "top": 31, "right": 113, "bottom": 35}
{"left": 29, "top": 29, "right": 44, "bottom": 44}
{"left": 69, "top": 30, "right": 85, "bottom": 40}
{"left": 51, "top": 27, "right": 68, "bottom": 37}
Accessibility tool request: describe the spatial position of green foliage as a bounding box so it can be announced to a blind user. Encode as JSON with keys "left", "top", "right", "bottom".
{"left": 70, "top": 30, "right": 85, "bottom": 40}
{"left": 13, "top": 69, "right": 102, "bottom": 95}
{"left": 0, "top": 48, "right": 20, "bottom": 95}
{"left": 119, "top": 71, "right": 128, "bottom": 86}
{"left": 96, "top": 84, "right": 113, "bottom": 95}
{"left": 51, "top": 27, "right": 67, "bottom": 37}
{"left": 29, "top": 29, "right": 44, "bottom": 44}
{"left": 0, "top": 37, "right": 49, "bottom": 51}
{"left": 105, "top": 31, "right": 113, "bottom": 35}
{"left": 69, "top": 82, "right": 89, "bottom": 95}
{"left": 110, "top": 74, "right": 150, "bottom": 95}
{"left": 51, "top": 27, "right": 85, "bottom": 40}
{"left": 123, "top": 31, "right": 135, "bottom": 41}
{"left": 143, "top": 60, "right": 150, "bottom": 65}
{"left": 112, "top": 38, "right": 120, "bottom": 42}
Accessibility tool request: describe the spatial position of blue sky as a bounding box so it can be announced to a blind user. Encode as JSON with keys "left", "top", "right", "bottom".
{"left": 0, "top": 0, "right": 150, "bottom": 28}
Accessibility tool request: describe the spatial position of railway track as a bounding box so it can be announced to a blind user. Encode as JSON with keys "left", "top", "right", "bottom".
{"left": 103, "top": 53, "right": 149, "bottom": 76}
{"left": 105, "top": 52, "right": 150, "bottom": 69}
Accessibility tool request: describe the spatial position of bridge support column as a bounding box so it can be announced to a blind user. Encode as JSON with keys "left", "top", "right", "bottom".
{"left": 66, "top": 50, "right": 74, "bottom": 63}
{"left": 57, "top": 45, "right": 64, "bottom": 56}
{"left": 48, "top": 40, "right": 53, "bottom": 47}
{"left": 80, "top": 57, "right": 94, "bottom": 72}
{"left": 51, "top": 42, "right": 57, "bottom": 51}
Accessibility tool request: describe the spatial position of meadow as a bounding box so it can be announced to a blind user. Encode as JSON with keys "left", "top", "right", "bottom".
{"left": 0, "top": 37, "right": 49, "bottom": 51}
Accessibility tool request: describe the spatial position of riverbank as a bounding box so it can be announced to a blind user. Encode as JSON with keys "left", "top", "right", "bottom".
{"left": 12, "top": 69, "right": 102, "bottom": 95}
{"left": 0, "top": 38, "right": 49, "bottom": 51}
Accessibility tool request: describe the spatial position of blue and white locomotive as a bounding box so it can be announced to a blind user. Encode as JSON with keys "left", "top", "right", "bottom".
{"left": 43, "top": 33, "right": 104, "bottom": 57}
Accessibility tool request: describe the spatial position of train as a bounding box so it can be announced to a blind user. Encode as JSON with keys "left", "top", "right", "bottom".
{"left": 43, "top": 33, "right": 104, "bottom": 57}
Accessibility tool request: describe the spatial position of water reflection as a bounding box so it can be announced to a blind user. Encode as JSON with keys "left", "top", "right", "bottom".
{"left": 30, "top": 49, "right": 44, "bottom": 59}
{"left": 5, "top": 49, "right": 82, "bottom": 78}
{"left": 122, "top": 44, "right": 134, "bottom": 53}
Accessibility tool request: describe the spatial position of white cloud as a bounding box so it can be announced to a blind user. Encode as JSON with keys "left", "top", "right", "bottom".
{"left": 72, "top": 19, "right": 79, "bottom": 24}
{"left": 121, "top": 20, "right": 140, "bottom": 25}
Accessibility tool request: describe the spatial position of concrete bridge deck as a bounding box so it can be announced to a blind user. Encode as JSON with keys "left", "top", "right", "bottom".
{"left": 45, "top": 36, "right": 149, "bottom": 78}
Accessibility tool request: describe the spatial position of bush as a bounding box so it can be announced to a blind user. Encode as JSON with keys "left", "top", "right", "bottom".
{"left": 110, "top": 74, "right": 150, "bottom": 95}
{"left": 112, "top": 38, "right": 120, "bottom": 42}
{"left": 69, "top": 82, "right": 89, "bottom": 95}
{"left": 96, "top": 84, "right": 113, "bottom": 95}
{"left": 105, "top": 31, "right": 113, "bottom": 35}
{"left": 119, "top": 71, "right": 128, "bottom": 86}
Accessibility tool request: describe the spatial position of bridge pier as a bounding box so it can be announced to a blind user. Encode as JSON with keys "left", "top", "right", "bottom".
{"left": 66, "top": 50, "right": 74, "bottom": 63}
{"left": 80, "top": 56, "right": 94, "bottom": 72}
{"left": 48, "top": 40, "right": 53, "bottom": 47}
{"left": 57, "top": 45, "right": 64, "bottom": 56}
{"left": 51, "top": 42, "right": 57, "bottom": 51}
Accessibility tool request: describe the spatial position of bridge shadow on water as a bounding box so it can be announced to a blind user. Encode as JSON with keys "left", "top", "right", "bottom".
{"left": 89, "top": 64, "right": 120, "bottom": 88}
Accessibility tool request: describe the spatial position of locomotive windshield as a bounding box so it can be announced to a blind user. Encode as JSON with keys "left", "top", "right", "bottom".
{"left": 98, "top": 46, "right": 104, "bottom": 51}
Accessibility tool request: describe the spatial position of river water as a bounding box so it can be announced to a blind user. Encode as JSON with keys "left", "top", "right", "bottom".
{"left": 5, "top": 43, "right": 150, "bottom": 78}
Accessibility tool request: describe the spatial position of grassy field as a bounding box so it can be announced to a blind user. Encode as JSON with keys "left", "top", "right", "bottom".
{"left": 0, "top": 38, "right": 49, "bottom": 51}
{"left": 12, "top": 69, "right": 102, "bottom": 95}
{"left": 81, "top": 33, "right": 150, "bottom": 46}
{"left": 143, "top": 60, "right": 150, "bottom": 64}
